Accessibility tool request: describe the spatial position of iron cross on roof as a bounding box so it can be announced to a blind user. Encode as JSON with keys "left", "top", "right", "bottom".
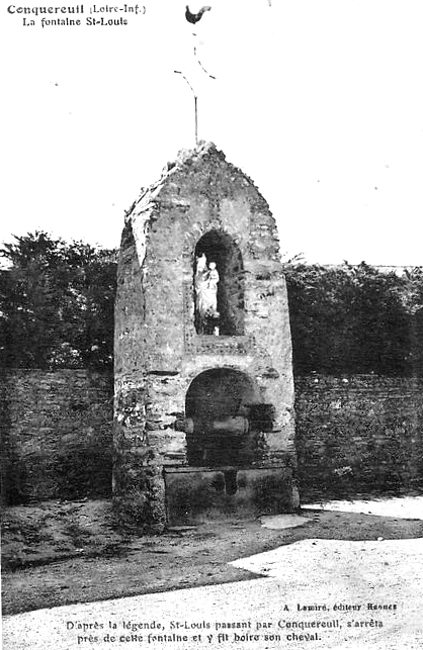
{"left": 174, "top": 5, "right": 216, "bottom": 145}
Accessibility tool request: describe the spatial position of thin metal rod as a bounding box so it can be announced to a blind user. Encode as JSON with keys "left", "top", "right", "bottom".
{"left": 194, "top": 46, "right": 216, "bottom": 80}
{"left": 194, "top": 95, "right": 198, "bottom": 145}
{"left": 174, "top": 70, "right": 198, "bottom": 146}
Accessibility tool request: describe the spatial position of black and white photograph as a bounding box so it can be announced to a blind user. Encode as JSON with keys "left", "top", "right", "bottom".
{"left": 1, "top": 1, "right": 423, "bottom": 648}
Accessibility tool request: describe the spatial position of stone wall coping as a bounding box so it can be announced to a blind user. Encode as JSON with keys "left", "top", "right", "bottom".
{"left": 163, "top": 465, "right": 289, "bottom": 474}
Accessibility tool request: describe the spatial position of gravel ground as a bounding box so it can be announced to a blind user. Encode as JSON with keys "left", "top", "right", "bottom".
{"left": 303, "top": 495, "right": 423, "bottom": 519}
{"left": 3, "top": 497, "right": 423, "bottom": 650}
{"left": 3, "top": 536, "right": 423, "bottom": 650}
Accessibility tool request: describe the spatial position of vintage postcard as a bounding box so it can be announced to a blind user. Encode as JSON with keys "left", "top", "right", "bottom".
{"left": 1, "top": 1, "right": 423, "bottom": 649}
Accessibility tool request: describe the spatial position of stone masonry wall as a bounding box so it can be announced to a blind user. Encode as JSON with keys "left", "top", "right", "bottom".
{"left": 114, "top": 143, "right": 297, "bottom": 529}
{"left": 295, "top": 374, "right": 423, "bottom": 502}
{"left": 0, "top": 369, "right": 113, "bottom": 504}
{"left": 2, "top": 371, "right": 422, "bottom": 506}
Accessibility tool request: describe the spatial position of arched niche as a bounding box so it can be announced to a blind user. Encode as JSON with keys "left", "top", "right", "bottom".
{"left": 185, "top": 368, "right": 265, "bottom": 467}
{"left": 194, "top": 230, "right": 244, "bottom": 336}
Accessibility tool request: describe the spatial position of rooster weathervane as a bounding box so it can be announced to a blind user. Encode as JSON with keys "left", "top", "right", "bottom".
{"left": 175, "top": 3, "right": 272, "bottom": 144}
{"left": 174, "top": 5, "right": 215, "bottom": 145}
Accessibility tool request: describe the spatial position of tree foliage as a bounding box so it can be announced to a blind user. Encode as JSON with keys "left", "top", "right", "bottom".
{"left": 284, "top": 262, "right": 423, "bottom": 376}
{"left": 0, "top": 232, "right": 117, "bottom": 370}
{"left": 1, "top": 233, "right": 421, "bottom": 375}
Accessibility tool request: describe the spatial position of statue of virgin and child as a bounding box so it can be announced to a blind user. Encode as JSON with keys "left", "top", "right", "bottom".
{"left": 195, "top": 253, "right": 220, "bottom": 334}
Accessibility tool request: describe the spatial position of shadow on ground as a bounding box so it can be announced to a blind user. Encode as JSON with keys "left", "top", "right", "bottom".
{"left": 2, "top": 498, "right": 422, "bottom": 616}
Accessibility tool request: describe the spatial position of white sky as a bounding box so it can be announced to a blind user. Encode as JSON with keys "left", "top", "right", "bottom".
{"left": 1, "top": 0, "right": 422, "bottom": 265}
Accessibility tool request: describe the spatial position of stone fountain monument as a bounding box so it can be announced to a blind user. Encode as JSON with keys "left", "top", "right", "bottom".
{"left": 114, "top": 142, "right": 298, "bottom": 529}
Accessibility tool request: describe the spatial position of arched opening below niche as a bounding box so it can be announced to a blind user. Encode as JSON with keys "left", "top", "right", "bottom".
{"left": 185, "top": 368, "right": 268, "bottom": 467}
